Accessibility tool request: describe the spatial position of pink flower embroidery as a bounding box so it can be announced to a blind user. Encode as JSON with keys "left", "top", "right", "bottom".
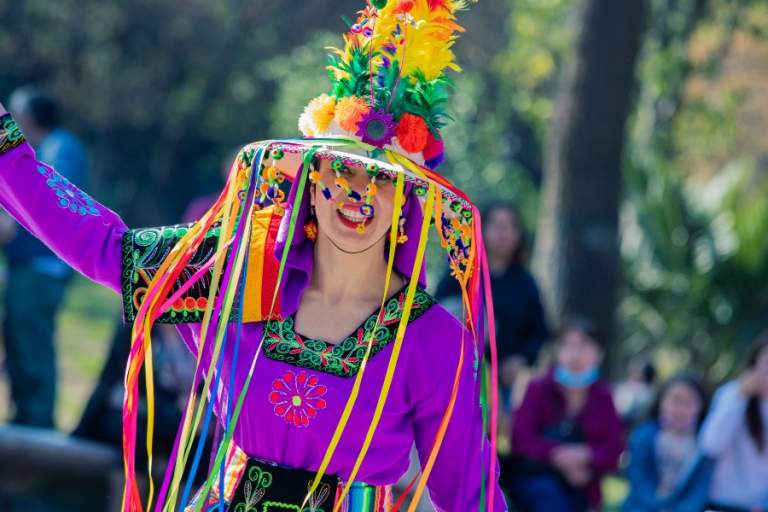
{"left": 269, "top": 370, "right": 327, "bottom": 427}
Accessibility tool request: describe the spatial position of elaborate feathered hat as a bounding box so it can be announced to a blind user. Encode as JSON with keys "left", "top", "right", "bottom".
{"left": 297, "top": 0, "right": 467, "bottom": 168}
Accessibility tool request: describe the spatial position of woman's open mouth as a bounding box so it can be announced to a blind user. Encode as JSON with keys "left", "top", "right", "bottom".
{"left": 336, "top": 205, "right": 373, "bottom": 230}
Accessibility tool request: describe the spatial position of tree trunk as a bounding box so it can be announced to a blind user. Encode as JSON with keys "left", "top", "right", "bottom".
{"left": 533, "top": 0, "right": 646, "bottom": 358}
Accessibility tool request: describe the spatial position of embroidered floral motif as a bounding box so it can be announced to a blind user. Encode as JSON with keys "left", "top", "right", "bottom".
{"left": 269, "top": 370, "right": 327, "bottom": 428}
{"left": 235, "top": 466, "right": 272, "bottom": 512}
{"left": 36, "top": 165, "right": 100, "bottom": 216}
{"left": 262, "top": 288, "right": 435, "bottom": 378}
{"left": 0, "top": 114, "right": 25, "bottom": 154}
{"left": 121, "top": 223, "right": 227, "bottom": 324}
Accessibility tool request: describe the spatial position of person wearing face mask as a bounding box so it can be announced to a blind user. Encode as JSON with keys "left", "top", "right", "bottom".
{"left": 699, "top": 332, "right": 768, "bottom": 512}
{"left": 622, "top": 375, "right": 713, "bottom": 512}
{"left": 508, "top": 317, "right": 624, "bottom": 512}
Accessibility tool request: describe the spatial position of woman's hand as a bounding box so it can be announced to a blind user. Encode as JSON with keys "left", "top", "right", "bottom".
{"left": 552, "top": 444, "right": 593, "bottom": 488}
{"left": 740, "top": 370, "right": 768, "bottom": 397}
{"left": 551, "top": 444, "right": 592, "bottom": 471}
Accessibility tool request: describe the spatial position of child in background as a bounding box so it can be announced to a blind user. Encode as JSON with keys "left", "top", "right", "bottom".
{"left": 622, "top": 375, "right": 712, "bottom": 512}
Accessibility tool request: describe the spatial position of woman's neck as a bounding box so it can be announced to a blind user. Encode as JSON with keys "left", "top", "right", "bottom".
{"left": 488, "top": 253, "right": 513, "bottom": 274}
{"left": 309, "top": 231, "right": 400, "bottom": 303}
{"left": 562, "top": 386, "right": 588, "bottom": 416}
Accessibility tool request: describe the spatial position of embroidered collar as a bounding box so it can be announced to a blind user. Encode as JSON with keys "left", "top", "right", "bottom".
{"left": 262, "top": 287, "right": 436, "bottom": 378}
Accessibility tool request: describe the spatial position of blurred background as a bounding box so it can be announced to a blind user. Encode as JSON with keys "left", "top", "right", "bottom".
{"left": 1, "top": 0, "right": 768, "bottom": 511}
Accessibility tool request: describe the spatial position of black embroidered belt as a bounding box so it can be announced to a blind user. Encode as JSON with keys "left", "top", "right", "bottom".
{"left": 186, "top": 445, "right": 391, "bottom": 512}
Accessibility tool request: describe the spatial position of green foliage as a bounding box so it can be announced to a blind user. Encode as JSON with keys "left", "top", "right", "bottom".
{"left": 622, "top": 159, "right": 768, "bottom": 379}
{"left": 440, "top": 72, "right": 541, "bottom": 224}
{"left": 495, "top": 0, "right": 574, "bottom": 138}
{"left": 621, "top": 0, "right": 768, "bottom": 375}
{"left": 266, "top": 32, "right": 338, "bottom": 137}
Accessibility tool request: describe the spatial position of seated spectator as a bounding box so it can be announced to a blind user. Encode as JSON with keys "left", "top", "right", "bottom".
{"left": 622, "top": 374, "right": 712, "bottom": 512}
{"left": 508, "top": 317, "right": 623, "bottom": 512}
{"left": 699, "top": 332, "right": 768, "bottom": 512}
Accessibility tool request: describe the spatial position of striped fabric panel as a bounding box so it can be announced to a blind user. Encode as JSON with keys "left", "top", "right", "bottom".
{"left": 338, "top": 481, "right": 392, "bottom": 511}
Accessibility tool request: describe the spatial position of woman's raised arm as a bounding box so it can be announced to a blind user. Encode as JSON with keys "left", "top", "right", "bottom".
{"left": 0, "top": 104, "right": 127, "bottom": 293}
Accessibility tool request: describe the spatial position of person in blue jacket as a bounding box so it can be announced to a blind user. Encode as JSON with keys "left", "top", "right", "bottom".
{"left": 1, "top": 86, "right": 88, "bottom": 427}
{"left": 623, "top": 374, "right": 713, "bottom": 512}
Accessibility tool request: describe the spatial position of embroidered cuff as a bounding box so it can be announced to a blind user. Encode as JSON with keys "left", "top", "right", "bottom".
{"left": 121, "top": 222, "right": 235, "bottom": 324}
{"left": 0, "top": 114, "right": 25, "bottom": 155}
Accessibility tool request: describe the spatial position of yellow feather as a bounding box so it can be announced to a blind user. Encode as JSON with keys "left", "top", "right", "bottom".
{"left": 370, "top": 0, "right": 467, "bottom": 80}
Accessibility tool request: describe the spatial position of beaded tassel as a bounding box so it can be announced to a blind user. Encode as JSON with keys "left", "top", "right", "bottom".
{"left": 260, "top": 146, "right": 286, "bottom": 209}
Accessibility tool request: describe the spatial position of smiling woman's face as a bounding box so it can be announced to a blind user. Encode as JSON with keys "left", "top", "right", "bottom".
{"left": 311, "top": 158, "right": 396, "bottom": 253}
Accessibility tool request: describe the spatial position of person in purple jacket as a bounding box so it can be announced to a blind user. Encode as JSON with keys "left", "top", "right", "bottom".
{"left": 0, "top": 2, "right": 507, "bottom": 511}
{"left": 509, "top": 317, "right": 624, "bottom": 511}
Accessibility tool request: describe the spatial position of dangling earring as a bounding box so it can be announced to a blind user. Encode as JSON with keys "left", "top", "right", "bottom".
{"left": 397, "top": 212, "right": 408, "bottom": 244}
{"left": 354, "top": 175, "right": 377, "bottom": 235}
{"left": 304, "top": 205, "right": 318, "bottom": 242}
{"left": 261, "top": 146, "right": 285, "bottom": 207}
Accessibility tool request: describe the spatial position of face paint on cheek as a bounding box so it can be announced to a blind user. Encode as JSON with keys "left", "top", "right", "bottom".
{"left": 311, "top": 157, "right": 399, "bottom": 240}
{"left": 309, "top": 168, "right": 332, "bottom": 200}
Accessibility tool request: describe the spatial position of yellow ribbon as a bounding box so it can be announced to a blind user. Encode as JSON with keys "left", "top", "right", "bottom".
{"left": 302, "top": 171, "right": 406, "bottom": 509}
{"left": 332, "top": 178, "right": 436, "bottom": 510}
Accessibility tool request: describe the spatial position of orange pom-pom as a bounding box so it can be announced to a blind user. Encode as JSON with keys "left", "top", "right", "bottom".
{"left": 395, "top": 113, "right": 430, "bottom": 153}
{"left": 334, "top": 96, "right": 370, "bottom": 133}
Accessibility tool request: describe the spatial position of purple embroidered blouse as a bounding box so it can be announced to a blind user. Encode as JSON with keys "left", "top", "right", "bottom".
{"left": 0, "top": 142, "right": 506, "bottom": 512}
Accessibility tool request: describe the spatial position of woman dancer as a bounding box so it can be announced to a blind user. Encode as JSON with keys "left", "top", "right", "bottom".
{"left": 0, "top": 1, "right": 505, "bottom": 511}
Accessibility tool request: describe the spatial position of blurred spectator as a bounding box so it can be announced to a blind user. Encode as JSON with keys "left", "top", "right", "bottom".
{"left": 73, "top": 323, "right": 196, "bottom": 466}
{"left": 182, "top": 148, "right": 241, "bottom": 223}
{"left": 508, "top": 317, "right": 623, "bottom": 512}
{"left": 614, "top": 356, "right": 658, "bottom": 427}
{"left": 699, "top": 332, "right": 768, "bottom": 512}
{"left": 622, "top": 374, "right": 712, "bottom": 512}
{"left": 435, "top": 202, "right": 548, "bottom": 404}
{"left": 1, "top": 86, "right": 88, "bottom": 427}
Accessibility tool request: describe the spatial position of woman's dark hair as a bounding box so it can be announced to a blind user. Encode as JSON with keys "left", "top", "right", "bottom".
{"left": 641, "top": 361, "right": 657, "bottom": 385}
{"left": 650, "top": 374, "right": 709, "bottom": 429}
{"left": 558, "top": 315, "right": 602, "bottom": 350}
{"left": 745, "top": 331, "right": 768, "bottom": 451}
{"left": 482, "top": 201, "right": 528, "bottom": 266}
{"left": 11, "top": 86, "right": 60, "bottom": 129}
